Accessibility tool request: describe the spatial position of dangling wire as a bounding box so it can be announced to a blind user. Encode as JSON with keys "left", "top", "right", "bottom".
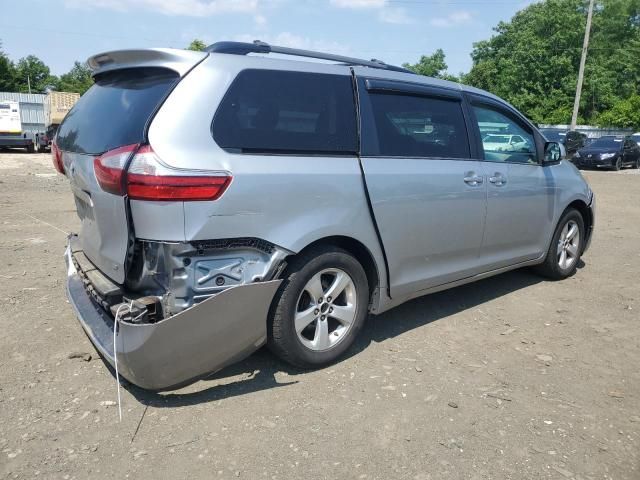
{"left": 113, "top": 301, "right": 147, "bottom": 422}
{"left": 113, "top": 304, "right": 129, "bottom": 422}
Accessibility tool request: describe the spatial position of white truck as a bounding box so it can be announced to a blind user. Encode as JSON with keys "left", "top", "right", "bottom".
{"left": 0, "top": 100, "right": 36, "bottom": 152}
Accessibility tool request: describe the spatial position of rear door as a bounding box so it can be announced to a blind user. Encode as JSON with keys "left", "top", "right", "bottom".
{"left": 56, "top": 67, "right": 180, "bottom": 283}
{"left": 356, "top": 77, "right": 487, "bottom": 298}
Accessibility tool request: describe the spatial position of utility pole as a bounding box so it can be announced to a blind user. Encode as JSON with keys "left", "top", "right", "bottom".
{"left": 571, "top": 0, "right": 595, "bottom": 130}
{"left": 27, "top": 74, "right": 31, "bottom": 94}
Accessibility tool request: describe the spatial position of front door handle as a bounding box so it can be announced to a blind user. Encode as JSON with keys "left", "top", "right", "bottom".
{"left": 463, "top": 172, "right": 484, "bottom": 186}
{"left": 488, "top": 173, "right": 507, "bottom": 186}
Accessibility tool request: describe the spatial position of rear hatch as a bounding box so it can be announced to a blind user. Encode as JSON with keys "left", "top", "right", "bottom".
{"left": 57, "top": 50, "right": 205, "bottom": 284}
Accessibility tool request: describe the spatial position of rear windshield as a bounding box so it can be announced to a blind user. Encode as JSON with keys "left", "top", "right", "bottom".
{"left": 212, "top": 69, "right": 358, "bottom": 155}
{"left": 56, "top": 67, "right": 178, "bottom": 154}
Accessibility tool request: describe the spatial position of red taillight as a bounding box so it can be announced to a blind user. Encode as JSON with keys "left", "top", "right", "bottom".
{"left": 93, "top": 144, "right": 138, "bottom": 196}
{"left": 128, "top": 174, "right": 231, "bottom": 201}
{"left": 93, "top": 144, "right": 231, "bottom": 201}
{"left": 52, "top": 141, "right": 64, "bottom": 175}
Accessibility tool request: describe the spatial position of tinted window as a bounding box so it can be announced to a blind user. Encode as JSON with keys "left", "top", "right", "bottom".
{"left": 365, "top": 92, "right": 469, "bottom": 158}
{"left": 473, "top": 105, "right": 536, "bottom": 164}
{"left": 57, "top": 68, "right": 178, "bottom": 155}
{"left": 213, "top": 70, "right": 357, "bottom": 154}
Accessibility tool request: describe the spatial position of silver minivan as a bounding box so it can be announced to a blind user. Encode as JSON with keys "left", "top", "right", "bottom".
{"left": 57, "top": 41, "right": 595, "bottom": 390}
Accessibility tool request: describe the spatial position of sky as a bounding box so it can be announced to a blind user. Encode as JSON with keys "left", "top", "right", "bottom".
{"left": 1, "top": 0, "right": 539, "bottom": 76}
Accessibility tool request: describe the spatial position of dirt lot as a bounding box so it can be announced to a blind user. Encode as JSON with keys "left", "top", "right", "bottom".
{"left": 0, "top": 151, "right": 638, "bottom": 480}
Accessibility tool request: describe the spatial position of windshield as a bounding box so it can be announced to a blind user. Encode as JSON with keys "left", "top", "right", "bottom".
{"left": 588, "top": 137, "right": 622, "bottom": 148}
{"left": 484, "top": 135, "right": 510, "bottom": 143}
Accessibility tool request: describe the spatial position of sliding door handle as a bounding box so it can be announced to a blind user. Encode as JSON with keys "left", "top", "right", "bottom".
{"left": 488, "top": 173, "right": 507, "bottom": 186}
{"left": 463, "top": 173, "right": 484, "bottom": 186}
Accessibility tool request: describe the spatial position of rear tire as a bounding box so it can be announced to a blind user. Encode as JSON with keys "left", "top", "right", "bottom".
{"left": 534, "top": 208, "right": 585, "bottom": 280}
{"left": 25, "top": 143, "right": 35, "bottom": 154}
{"left": 268, "top": 246, "right": 369, "bottom": 369}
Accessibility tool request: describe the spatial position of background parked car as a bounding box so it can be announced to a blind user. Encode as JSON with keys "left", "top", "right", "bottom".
{"left": 574, "top": 136, "right": 640, "bottom": 170}
{"left": 540, "top": 129, "right": 588, "bottom": 156}
{"left": 564, "top": 130, "right": 589, "bottom": 155}
{"left": 481, "top": 134, "right": 530, "bottom": 153}
{"left": 632, "top": 133, "right": 640, "bottom": 146}
{"left": 539, "top": 128, "right": 564, "bottom": 143}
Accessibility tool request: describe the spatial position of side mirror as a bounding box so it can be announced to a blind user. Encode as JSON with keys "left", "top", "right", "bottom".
{"left": 544, "top": 141, "right": 565, "bottom": 163}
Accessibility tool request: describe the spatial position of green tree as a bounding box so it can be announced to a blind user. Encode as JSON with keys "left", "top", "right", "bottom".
{"left": 0, "top": 40, "right": 17, "bottom": 91}
{"left": 597, "top": 94, "right": 640, "bottom": 129}
{"left": 403, "top": 49, "right": 459, "bottom": 82}
{"left": 186, "top": 39, "right": 207, "bottom": 52}
{"left": 14, "top": 55, "right": 58, "bottom": 93}
{"left": 57, "top": 61, "right": 93, "bottom": 94}
{"left": 464, "top": 0, "right": 640, "bottom": 126}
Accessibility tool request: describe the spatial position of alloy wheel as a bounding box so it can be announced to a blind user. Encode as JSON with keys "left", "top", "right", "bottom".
{"left": 557, "top": 220, "right": 580, "bottom": 270}
{"left": 294, "top": 268, "right": 357, "bottom": 352}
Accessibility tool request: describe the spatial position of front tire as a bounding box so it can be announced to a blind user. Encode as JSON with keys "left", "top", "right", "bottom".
{"left": 613, "top": 157, "right": 622, "bottom": 171}
{"left": 268, "top": 246, "right": 369, "bottom": 369}
{"left": 534, "top": 208, "right": 585, "bottom": 280}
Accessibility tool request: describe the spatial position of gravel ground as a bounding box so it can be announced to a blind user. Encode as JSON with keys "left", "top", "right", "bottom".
{"left": 0, "top": 151, "right": 638, "bottom": 480}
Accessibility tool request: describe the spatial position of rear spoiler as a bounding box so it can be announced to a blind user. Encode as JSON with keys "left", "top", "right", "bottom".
{"left": 87, "top": 48, "right": 208, "bottom": 78}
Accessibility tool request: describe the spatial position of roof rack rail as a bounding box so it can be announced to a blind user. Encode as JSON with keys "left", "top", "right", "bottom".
{"left": 205, "top": 40, "right": 414, "bottom": 74}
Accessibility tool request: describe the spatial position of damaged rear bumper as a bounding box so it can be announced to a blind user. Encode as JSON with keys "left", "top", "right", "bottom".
{"left": 64, "top": 239, "right": 281, "bottom": 391}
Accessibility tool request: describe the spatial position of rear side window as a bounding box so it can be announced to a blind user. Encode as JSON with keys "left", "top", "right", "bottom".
{"left": 213, "top": 70, "right": 357, "bottom": 154}
{"left": 364, "top": 93, "right": 470, "bottom": 158}
{"left": 56, "top": 68, "right": 178, "bottom": 154}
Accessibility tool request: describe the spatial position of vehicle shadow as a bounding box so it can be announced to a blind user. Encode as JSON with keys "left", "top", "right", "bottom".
{"left": 126, "top": 268, "right": 544, "bottom": 408}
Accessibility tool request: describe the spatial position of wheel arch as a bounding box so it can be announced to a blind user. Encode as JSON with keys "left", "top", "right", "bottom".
{"left": 565, "top": 199, "right": 593, "bottom": 252}
{"left": 284, "top": 235, "right": 381, "bottom": 311}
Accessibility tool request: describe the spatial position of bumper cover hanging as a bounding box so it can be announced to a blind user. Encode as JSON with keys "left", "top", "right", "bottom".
{"left": 65, "top": 239, "right": 281, "bottom": 390}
